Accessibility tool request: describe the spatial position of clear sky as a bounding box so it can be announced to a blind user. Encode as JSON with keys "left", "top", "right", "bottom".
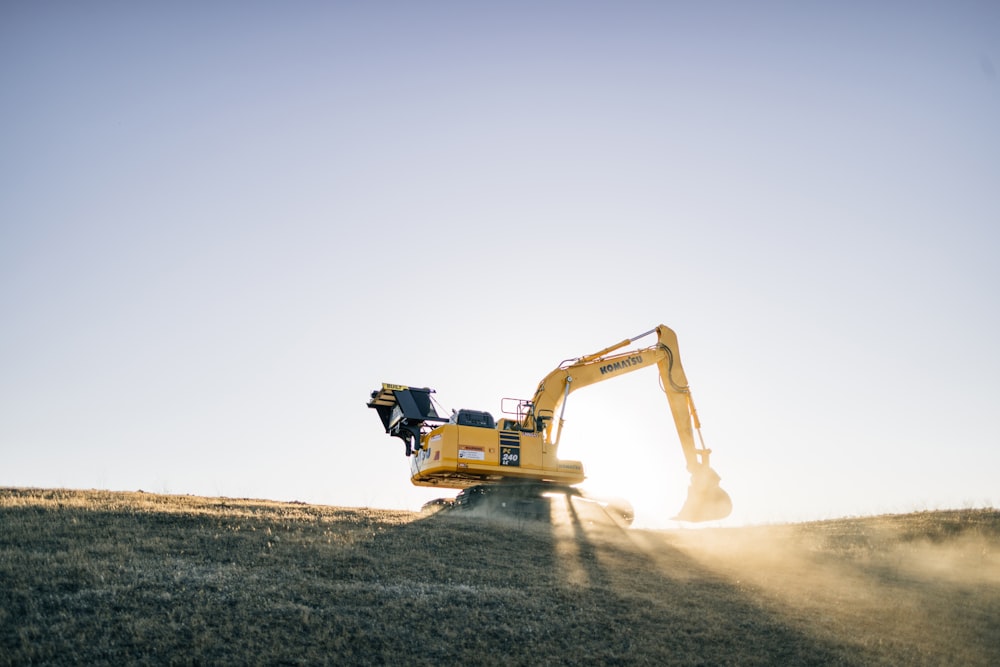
{"left": 2, "top": 1, "right": 998, "bottom": 527}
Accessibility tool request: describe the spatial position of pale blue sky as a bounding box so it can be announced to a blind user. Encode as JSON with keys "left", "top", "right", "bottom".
{"left": 2, "top": 2, "right": 998, "bottom": 525}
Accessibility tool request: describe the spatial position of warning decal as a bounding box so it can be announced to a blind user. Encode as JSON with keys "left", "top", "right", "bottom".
{"left": 458, "top": 447, "right": 485, "bottom": 461}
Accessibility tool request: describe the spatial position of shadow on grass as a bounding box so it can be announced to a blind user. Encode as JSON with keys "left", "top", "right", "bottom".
{"left": 372, "top": 495, "right": 863, "bottom": 666}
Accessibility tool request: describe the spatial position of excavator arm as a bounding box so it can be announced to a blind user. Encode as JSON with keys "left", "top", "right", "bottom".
{"left": 523, "top": 324, "right": 732, "bottom": 521}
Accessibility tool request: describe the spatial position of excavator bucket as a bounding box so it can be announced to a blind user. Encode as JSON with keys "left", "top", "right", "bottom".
{"left": 673, "top": 467, "right": 733, "bottom": 522}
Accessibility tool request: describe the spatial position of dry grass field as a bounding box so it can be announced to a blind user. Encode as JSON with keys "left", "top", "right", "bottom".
{"left": 1, "top": 488, "right": 997, "bottom": 666}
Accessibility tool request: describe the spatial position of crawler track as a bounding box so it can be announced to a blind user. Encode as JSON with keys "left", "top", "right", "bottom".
{"left": 425, "top": 482, "right": 634, "bottom": 525}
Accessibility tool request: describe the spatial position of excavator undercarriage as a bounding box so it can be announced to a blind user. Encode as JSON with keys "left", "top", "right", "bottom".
{"left": 424, "top": 481, "right": 636, "bottom": 526}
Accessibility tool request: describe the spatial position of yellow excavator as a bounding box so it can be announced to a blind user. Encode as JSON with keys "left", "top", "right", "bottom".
{"left": 367, "top": 324, "right": 732, "bottom": 523}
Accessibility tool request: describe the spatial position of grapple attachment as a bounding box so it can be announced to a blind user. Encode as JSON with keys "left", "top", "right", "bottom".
{"left": 673, "top": 466, "right": 733, "bottom": 522}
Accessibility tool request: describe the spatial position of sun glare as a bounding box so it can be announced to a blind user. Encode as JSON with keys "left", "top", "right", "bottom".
{"left": 554, "top": 374, "right": 699, "bottom": 529}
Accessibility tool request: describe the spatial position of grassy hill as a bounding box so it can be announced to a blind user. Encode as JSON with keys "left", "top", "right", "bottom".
{"left": 2, "top": 488, "right": 997, "bottom": 666}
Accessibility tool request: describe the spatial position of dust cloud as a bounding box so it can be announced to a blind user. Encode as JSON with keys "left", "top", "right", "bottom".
{"left": 646, "top": 511, "right": 1000, "bottom": 664}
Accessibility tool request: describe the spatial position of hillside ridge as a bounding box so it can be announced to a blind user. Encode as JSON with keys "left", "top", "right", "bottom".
{"left": 2, "top": 488, "right": 998, "bottom": 665}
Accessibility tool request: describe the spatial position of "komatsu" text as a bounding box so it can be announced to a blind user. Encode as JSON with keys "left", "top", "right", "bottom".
{"left": 599, "top": 355, "right": 643, "bottom": 375}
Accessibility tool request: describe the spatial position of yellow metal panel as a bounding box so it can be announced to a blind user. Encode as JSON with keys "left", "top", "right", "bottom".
{"left": 409, "top": 422, "right": 585, "bottom": 488}
{"left": 518, "top": 432, "right": 542, "bottom": 468}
